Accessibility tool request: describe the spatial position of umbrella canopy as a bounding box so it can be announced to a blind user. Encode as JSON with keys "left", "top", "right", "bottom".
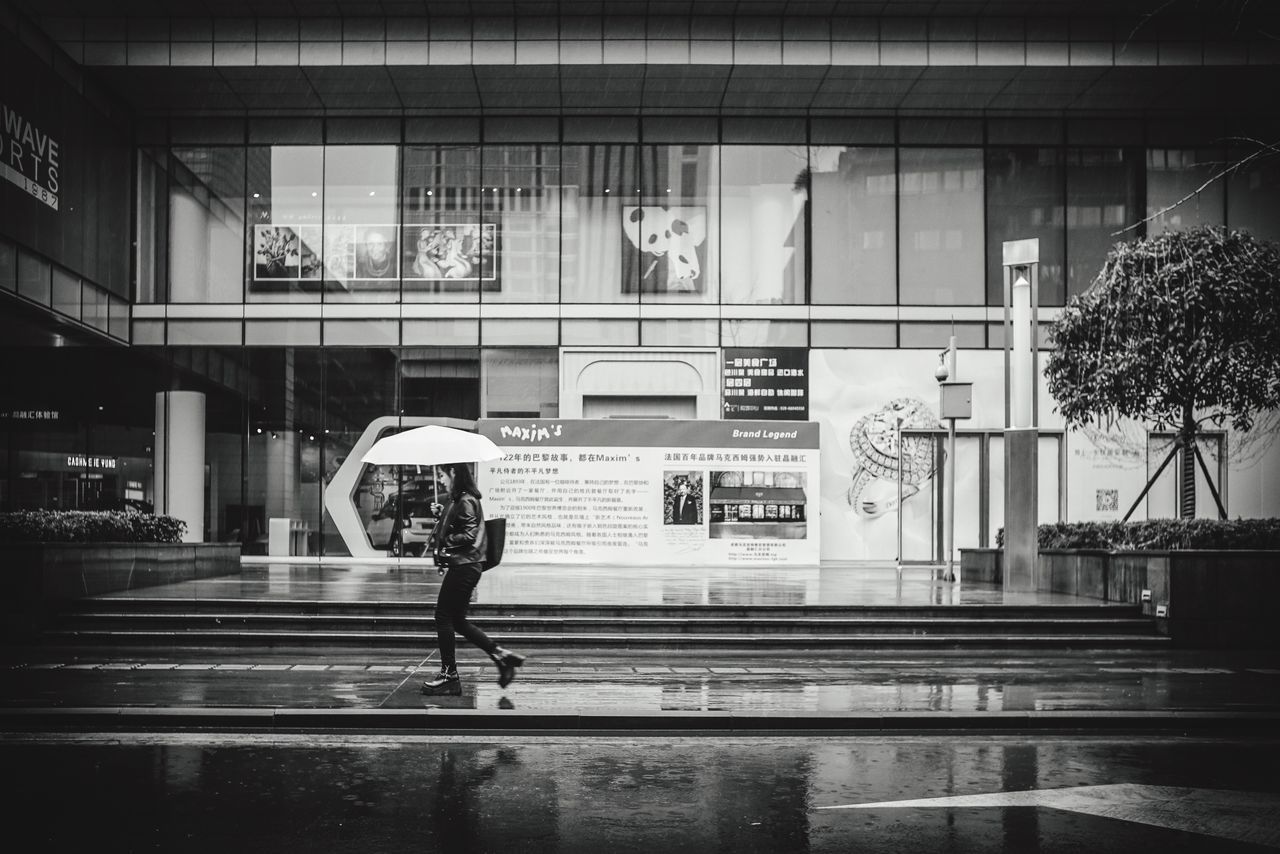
{"left": 360, "top": 424, "right": 506, "bottom": 466}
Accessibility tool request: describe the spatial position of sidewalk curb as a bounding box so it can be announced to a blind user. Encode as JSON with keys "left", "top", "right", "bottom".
{"left": 2, "top": 707, "right": 1277, "bottom": 735}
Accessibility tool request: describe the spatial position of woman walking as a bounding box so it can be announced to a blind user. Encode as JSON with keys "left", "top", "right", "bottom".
{"left": 422, "top": 462, "right": 526, "bottom": 696}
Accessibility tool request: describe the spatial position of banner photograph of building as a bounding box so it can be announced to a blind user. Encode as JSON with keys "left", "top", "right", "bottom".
{"left": 2, "top": 0, "right": 1278, "bottom": 567}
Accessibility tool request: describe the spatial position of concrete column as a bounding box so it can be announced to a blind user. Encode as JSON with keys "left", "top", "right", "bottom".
{"left": 1004, "top": 429, "right": 1038, "bottom": 593}
{"left": 155, "top": 390, "right": 206, "bottom": 543}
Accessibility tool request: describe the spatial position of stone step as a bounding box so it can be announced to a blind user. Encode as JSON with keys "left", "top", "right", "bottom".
{"left": 64, "top": 597, "right": 1145, "bottom": 621}
{"left": 54, "top": 612, "right": 1159, "bottom": 636}
{"left": 40, "top": 628, "right": 1172, "bottom": 650}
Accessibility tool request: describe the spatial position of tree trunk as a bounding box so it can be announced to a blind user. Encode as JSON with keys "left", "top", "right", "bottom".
{"left": 1178, "top": 407, "right": 1196, "bottom": 519}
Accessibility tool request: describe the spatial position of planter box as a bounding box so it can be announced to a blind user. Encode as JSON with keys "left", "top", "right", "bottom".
{"left": 1032, "top": 548, "right": 1277, "bottom": 649}
{"left": 959, "top": 548, "right": 1001, "bottom": 584}
{"left": 1, "top": 542, "right": 241, "bottom": 635}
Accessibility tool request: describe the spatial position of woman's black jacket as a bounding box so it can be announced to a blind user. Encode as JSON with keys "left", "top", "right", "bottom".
{"left": 432, "top": 492, "right": 487, "bottom": 568}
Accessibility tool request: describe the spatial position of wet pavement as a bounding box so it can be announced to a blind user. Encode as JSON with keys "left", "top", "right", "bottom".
{"left": 2, "top": 645, "right": 1277, "bottom": 731}
{"left": 146, "top": 561, "right": 1092, "bottom": 606}
{"left": 2, "top": 732, "right": 1278, "bottom": 852}
{"left": 3, "top": 563, "right": 1276, "bottom": 731}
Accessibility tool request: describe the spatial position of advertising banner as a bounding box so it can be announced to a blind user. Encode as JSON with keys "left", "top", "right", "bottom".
{"left": 723, "top": 348, "right": 809, "bottom": 421}
{"left": 478, "top": 419, "right": 820, "bottom": 566}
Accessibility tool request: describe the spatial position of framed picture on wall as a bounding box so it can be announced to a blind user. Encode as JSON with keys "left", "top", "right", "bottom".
{"left": 402, "top": 223, "right": 499, "bottom": 292}
{"left": 253, "top": 225, "right": 301, "bottom": 279}
{"left": 621, "top": 204, "right": 708, "bottom": 295}
{"left": 321, "top": 224, "right": 399, "bottom": 285}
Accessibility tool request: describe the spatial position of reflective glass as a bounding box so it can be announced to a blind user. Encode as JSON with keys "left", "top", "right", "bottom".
{"left": 810, "top": 146, "right": 896, "bottom": 305}
{"left": 323, "top": 145, "right": 399, "bottom": 304}
{"left": 1227, "top": 145, "right": 1280, "bottom": 243}
{"left": 720, "top": 146, "right": 807, "bottom": 305}
{"left": 1066, "top": 148, "right": 1142, "bottom": 296}
{"left": 561, "top": 144, "right": 641, "bottom": 303}
{"left": 986, "top": 148, "right": 1065, "bottom": 306}
{"left": 169, "top": 146, "right": 246, "bottom": 303}
{"left": 1147, "top": 148, "right": 1225, "bottom": 233}
{"left": 638, "top": 145, "right": 718, "bottom": 305}
{"left": 481, "top": 145, "right": 560, "bottom": 303}
{"left": 402, "top": 145, "right": 482, "bottom": 303}
{"left": 483, "top": 348, "right": 559, "bottom": 417}
{"left": 246, "top": 146, "right": 323, "bottom": 302}
{"left": 899, "top": 148, "right": 985, "bottom": 305}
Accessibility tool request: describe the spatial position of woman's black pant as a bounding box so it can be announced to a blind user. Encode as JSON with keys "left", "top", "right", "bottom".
{"left": 434, "top": 562, "right": 497, "bottom": 668}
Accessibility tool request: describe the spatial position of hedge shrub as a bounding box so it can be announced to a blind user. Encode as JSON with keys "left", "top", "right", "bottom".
{"left": 996, "top": 519, "right": 1280, "bottom": 551}
{"left": 0, "top": 511, "right": 187, "bottom": 544}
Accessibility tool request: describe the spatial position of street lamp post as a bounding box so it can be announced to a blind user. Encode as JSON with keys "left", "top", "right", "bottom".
{"left": 936, "top": 330, "right": 971, "bottom": 584}
{"left": 1002, "top": 238, "right": 1040, "bottom": 593}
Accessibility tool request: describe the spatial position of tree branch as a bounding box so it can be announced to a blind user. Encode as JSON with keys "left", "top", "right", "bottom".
{"left": 1113, "top": 137, "right": 1280, "bottom": 236}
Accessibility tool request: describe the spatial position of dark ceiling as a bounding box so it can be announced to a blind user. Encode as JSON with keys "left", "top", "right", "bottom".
{"left": 8, "top": 0, "right": 1279, "bottom": 117}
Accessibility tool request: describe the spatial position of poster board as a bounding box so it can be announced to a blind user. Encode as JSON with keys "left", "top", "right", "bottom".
{"left": 478, "top": 419, "right": 820, "bottom": 566}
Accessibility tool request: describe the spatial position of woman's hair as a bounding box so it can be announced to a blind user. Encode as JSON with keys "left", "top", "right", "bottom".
{"left": 447, "top": 462, "right": 482, "bottom": 501}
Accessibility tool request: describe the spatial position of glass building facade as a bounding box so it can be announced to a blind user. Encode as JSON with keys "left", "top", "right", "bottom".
{"left": 3, "top": 3, "right": 1279, "bottom": 561}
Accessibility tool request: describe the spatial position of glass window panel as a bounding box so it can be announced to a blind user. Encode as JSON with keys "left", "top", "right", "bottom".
{"left": 247, "top": 146, "right": 324, "bottom": 303}
{"left": 1147, "top": 148, "right": 1226, "bottom": 233}
{"left": 108, "top": 297, "right": 129, "bottom": 341}
{"left": 811, "top": 146, "right": 896, "bottom": 305}
{"left": 83, "top": 286, "right": 108, "bottom": 332}
{"left": 561, "top": 318, "right": 638, "bottom": 346}
{"left": 641, "top": 319, "right": 718, "bottom": 347}
{"left": 167, "top": 320, "right": 242, "bottom": 346}
{"left": 0, "top": 240, "right": 14, "bottom": 291}
{"left": 1227, "top": 145, "right": 1280, "bottom": 243}
{"left": 481, "top": 145, "right": 560, "bottom": 304}
{"left": 244, "top": 319, "right": 321, "bottom": 345}
{"left": 720, "top": 146, "right": 808, "bottom": 305}
{"left": 720, "top": 320, "right": 807, "bottom": 347}
{"left": 810, "top": 321, "right": 897, "bottom": 348}
{"left": 136, "top": 149, "right": 166, "bottom": 303}
{"left": 481, "top": 318, "right": 558, "bottom": 346}
{"left": 398, "top": 347, "right": 480, "bottom": 421}
{"left": 322, "top": 319, "right": 398, "bottom": 346}
{"left": 322, "top": 145, "right": 399, "bottom": 304}
{"left": 899, "top": 323, "right": 985, "bottom": 349}
{"left": 17, "top": 250, "right": 51, "bottom": 306}
{"left": 561, "top": 144, "right": 641, "bottom": 303}
{"left": 132, "top": 319, "right": 165, "bottom": 345}
{"left": 899, "top": 148, "right": 985, "bottom": 305}
{"left": 52, "top": 268, "right": 81, "bottom": 320}
{"left": 483, "top": 348, "right": 559, "bottom": 417}
{"left": 638, "top": 145, "right": 718, "bottom": 305}
{"left": 169, "top": 146, "right": 246, "bottom": 303}
{"left": 401, "top": 319, "right": 479, "bottom": 346}
{"left": 1066, "top": 148, "right": 1142, "bottom": 296}
{"left": 402, "top": 145, "right": 482, "bottom": 304}
{"left": 986, "top": 147, "right": 1066, "bottom": 306}
{"left": 245, "top": 348, "right": 325, "bottom": 555}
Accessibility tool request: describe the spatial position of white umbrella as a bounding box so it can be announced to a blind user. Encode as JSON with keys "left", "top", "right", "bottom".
{"left": 360, "top": 424, "right": 506, "bottom": 467}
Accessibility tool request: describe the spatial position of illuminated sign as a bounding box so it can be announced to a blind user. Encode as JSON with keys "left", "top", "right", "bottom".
{"left": 1, "top": 103, "right": 60, "bottom": 211}
{"left": 66, "top": 455, "right": 116, "bottom": 470}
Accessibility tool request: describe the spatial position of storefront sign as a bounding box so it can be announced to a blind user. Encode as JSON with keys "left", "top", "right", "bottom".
{"left": 2, "top": 409, "right": 60, "bottom": 421}
{"left": 479, "top": 419, "right": 820, "bottom": 566}
{"left": 723, "top": 348, "right": 808, "bottom": 420}
{"left": 1, "top": 102, "right": 60, "bottom": 211}
{"left": 66, "top": 454, "right": 116, "bottom": 470}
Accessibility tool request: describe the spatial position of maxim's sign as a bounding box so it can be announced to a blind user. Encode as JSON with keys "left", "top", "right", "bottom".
{"left": 2, "top": 103, "right": 59, "bottom": 211}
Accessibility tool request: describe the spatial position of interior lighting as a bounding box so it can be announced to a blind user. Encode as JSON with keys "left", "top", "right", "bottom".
{"left": 369, "top": 191, "right": 376, "bottom": 196}
{"left": 427, "top": 190, "right": 433, "bottom": 196}
{"left": 604, "top": 188, "right": 610, "bottom": 193}
{"left": 252, "top": 192, "right": 260, "bottom": 198}
{"left": 256, "top": 428, "right": 262, "bottom": 434}
{"left": 311, "top": 191, "right": 317, "bottom": 197}
{"left": 309, "top": 435, "right": 315, "bottom": 441}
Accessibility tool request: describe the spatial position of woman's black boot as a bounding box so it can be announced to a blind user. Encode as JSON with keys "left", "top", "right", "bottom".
{"left": 421, "top": 666, "right": 461, "bottom": 696}
{"left": 490, "top": 647, "right": 527, "bottom": 688}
